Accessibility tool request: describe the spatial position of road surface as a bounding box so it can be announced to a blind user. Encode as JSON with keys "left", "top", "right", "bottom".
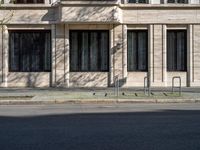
{"left": 0, "top": 103, "right": 200, "bottom": 150}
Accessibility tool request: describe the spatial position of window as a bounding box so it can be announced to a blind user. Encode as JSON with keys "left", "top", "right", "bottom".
{"left": 167, "top": 0, "right": 188, "bottom": 3}
{"left": 167, "top": 30, "right": 187, "bottom": 71}
{"left": 9, "top": 30, "right": 51, "bottom": 72}
{"left": 128, "top": 0, "right": 148, "bottom": 3}
{"left": 70, "top": 30, "right": 109, "bottom": 72}
{"left": 14, "top": 0, "right": 44, "bottom": 4}
{"left": 127, "top": 30, "right": 148, "bottom": 71}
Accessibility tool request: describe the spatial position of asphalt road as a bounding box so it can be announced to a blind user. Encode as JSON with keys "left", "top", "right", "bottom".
{"left": 0, "top": 103, "right": 200, "bottom": 150}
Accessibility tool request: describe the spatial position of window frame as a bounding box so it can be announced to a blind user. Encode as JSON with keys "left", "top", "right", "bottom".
{"left": 69, "top": 30, "right": 110, "bottom": 72}
{"left": 167, "top": 29, "right": 187, "bottom": 72}
{"left": 127, "top": 30, "right": 148, "bottom": 72}
{"left": 9, "top": 30, "right": 52, "bottom": 72}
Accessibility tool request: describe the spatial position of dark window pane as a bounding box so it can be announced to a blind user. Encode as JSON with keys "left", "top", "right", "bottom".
{"left": 70, "top": 30, "right": 109, "bottom": 72}
{"left": 177, "top": 0, "right": 187, "bottom": 3}
{"left": 167, "top": 0, "right": 176, "bottom": 3}
{"left": 127, "top": 32, "right": 137, "bottom": 71}
{"left": 168, "top": 0, "right": 188, "bottom": 3}
{"left": 14, "top": 0, "right": 24, "bottom": 3}
{"left": 138, "top": 0, "right": 147, "bottom": 3}
{"left": 128, "top": 0, "right": 137, "bottom": 3}
{"left": 81, "top": 32, "right": 89, "bottom": 71}
{"left": 167, "top": 30, "right": 187, "bottom": 71}
{"left": 127, "top": 30, "right": 148, "bottom": 71}
{"left": 15, "top": 0, "right": 44, "bottom": 3}
{"left": 128, "top": 0, "right": 147, "bottom": 3}
{"left": 138, "top": 31, "right": 147, "bottom": 71}
{"left": 36, "top": 0, "right": 44, "bottom": 3}
{"left": 167, "top": 31, "right": 176, "bottom": 71}
{"left": 44, "top": 32, "right": 51, "bottom": 71}
{"left": 90, "top": 32, "right": 99, "bottom": 71}
{"left": 9, "top": 33, "right": 20, "bottom": 71}
{"left": 100, "top": 32, "right": 109, "bottom": 71}
{"left": 26, "top": 0, "right": 34, "bottom": 3}
{"left": 70, "top": 32, "right": 79, "bottom": 71}
{"left": 9, "top": 30, "right": 51, "bottom": 72}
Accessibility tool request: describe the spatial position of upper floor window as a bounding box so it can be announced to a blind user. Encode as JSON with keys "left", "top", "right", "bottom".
{"left": 167, "top": 0, "right": 188, "bottom": 3}
{"left": 14, "top": 0, "right": 44, "bottom": 4}
{"left": 128, "top": 0, "right": 148, "bottom": 3}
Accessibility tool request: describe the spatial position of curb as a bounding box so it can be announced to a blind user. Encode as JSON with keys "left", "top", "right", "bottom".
{"left": 0, "top": 98, "right": 200, "bottom": 105}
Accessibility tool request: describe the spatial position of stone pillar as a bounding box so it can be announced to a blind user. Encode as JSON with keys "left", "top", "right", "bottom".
{"left": 0, "top": 25, "right": 3, "bottom": 86}
{"left": 192, "top": 25, "right": 200, "bottom": 86}
{"left": 64, "top": 24, "right": 70, "bottom": 87}
{"left": 109, "top": 24, "right": 114, "bottom": 86}
{"left": 52, "top": 24, "right": 68, "bottom": 87}
{"left": 51, "top": 24, "right": 56, "bottom": 86}
{"left": 54, "top": 24, "right": 65, "bottom": 87}
{"left": 151, "top": 25, "right": 165, "bottom": 86}
{"left": 148, "top": 25, "right": 153, "bottom": 87}
{"left": 162, "top": 25, "right": 167, "bottom": 86}
{"left": 122, "top": 24, "right": 127, "bottom": 82}
{"left": 112, "top": 24, "right": 124, "bottom": 87}
{"left": 187, "top": 24, "right": 194, "bottom": 87}
{"left": 2, "top": 25, "right": 8, "bottom": 87}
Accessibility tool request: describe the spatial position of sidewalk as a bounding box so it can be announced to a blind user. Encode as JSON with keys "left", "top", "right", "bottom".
{"left": 0, "top": 87, "right": 200, "bottom": 104}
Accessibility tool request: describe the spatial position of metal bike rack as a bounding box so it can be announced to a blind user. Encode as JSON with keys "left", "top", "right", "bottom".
{"left": 144, "top": 76, "right": 151, "bottom": 96}
{"left": 172, "top": 76, "right": 182, "bottom": 96}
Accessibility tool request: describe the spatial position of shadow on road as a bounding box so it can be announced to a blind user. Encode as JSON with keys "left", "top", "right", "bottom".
{"left": 0, "top": 110, "right": 200, "bottom": 150}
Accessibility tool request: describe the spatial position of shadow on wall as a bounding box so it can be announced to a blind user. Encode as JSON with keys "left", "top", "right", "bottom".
{"left": 7, "top": 72, "right": 51, "bottom": 87}
{"left": 70, "top": 72, "right": 108, "bottom": 87}
{"left": 10, "top": 8, "right": 57, "bottom": 24}
{"left": 109, "top": 33, "right": 127, "bottom": 87}
{"left": 61, "top": 6, "right": 119, "bottom": 22}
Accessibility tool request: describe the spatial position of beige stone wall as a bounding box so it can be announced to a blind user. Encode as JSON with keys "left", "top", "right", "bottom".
{"left": 125, "top": 72, "right": 148, "bottom": 87}
{"left": 69, "top": 72, "right": 108, "bottom": 87}
{"left": 7, "top": 72, "right": 51, "bottom": 87}
{"left": 61, "top": 6, "right": 121, "bottom": 23}
{"left": 0, "top": 3, "right": 200, "bottom": 87}
{"left": 0, "top": 27, "right": 3, "bottom": 85}
{"left": 123, "top": 7, "right": 200, "bottom": 24}
{"left": 167, "top": 72, "right": 187, "bottom": 87}
{"left": 0, "top": 8, "right": 56, "bottom": 24}
{"left": 192, "top": 25, "right": 200, "bottom": 86}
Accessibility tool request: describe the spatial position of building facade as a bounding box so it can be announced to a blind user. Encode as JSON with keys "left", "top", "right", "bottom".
{"left": 0, "top": 0, "right": 200, "bottom": 87}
